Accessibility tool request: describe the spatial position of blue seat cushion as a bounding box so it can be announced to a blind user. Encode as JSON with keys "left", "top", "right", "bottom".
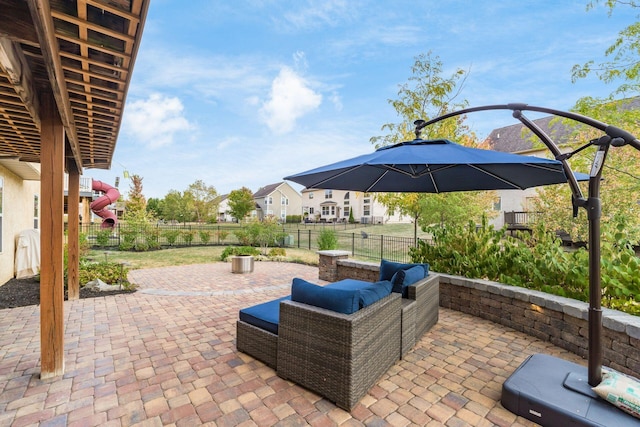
{"left": 379, "top": 259, "right": 430, "bottom": 282}
{"left": 291, "top": 278, "right": 360, "bottom": 314}
{"left": 327, "top": 278, "right": 393, "bottom": 308}
{"left": 391, "top": 265, "right": 425, "bottom": 297}
{"left": 239, "top": 295, "right": 291, "bottom": 334}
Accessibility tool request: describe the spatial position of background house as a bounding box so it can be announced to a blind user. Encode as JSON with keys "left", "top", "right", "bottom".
{"left": 483, "top": 96, "right": 640, "bottom": 230}
{"left": 216, "top": 194, "right": 234, "bottom": 222}
{"left": 252, "top": 182, "right": 303, "bottom": 222}
{"left": 301, "top": 188, "right": 411, "bottom": 224}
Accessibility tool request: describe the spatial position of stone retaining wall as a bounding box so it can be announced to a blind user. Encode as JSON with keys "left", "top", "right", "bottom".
{"left": 320, "top": 253, "right": 640, "bottom": 378}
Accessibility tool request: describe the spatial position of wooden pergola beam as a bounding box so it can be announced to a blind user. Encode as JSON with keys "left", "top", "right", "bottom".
{"left": 27, "top": 0, "right": 83, "bottom": 172}
{"left": 0, "top": 37, "right": 40, "bottom": 129}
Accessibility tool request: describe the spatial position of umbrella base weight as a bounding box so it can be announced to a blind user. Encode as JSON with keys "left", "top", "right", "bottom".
{"left": 501, "top": 353, "right": 638, "bottom": 426}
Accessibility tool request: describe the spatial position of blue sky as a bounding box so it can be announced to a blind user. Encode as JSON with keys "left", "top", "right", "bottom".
{"left": 88, "top": 0, "right": 636, "bottom": 199}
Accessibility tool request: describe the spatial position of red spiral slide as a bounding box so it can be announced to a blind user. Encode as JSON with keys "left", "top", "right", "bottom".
{"left": 90, "top": 179, "right": 120, "bottom": 228}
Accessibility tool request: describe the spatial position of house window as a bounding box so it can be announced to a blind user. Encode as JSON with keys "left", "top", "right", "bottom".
{"left": 343, "top": 207, "right": 350, "bottom": 217}
{"left": 281, "top": 196, "right": 288, "bottom": 205}
{"left": 322, "top": 206, "right": 330, "bottom": 215}
{"left": 309, "top": 207, "right": 314, "bottom": 214}
{"left": 309, "top": 192, "right": 314, "bottom": 199}
{"left": 34, "top": 195, "right": 39, "bottom": 229}
{"left": 344, "top": 192, "right": 350, "bottom": 200}
{"left": 325, "top": 190, "right": 332, "bottom": 199}
{"left": 363, "top": 205, "right": 370, "bottom": 216}
{"left": 265, "top": 196, "right": 272, "bottom": 205}
{"left": 363, "top": 193, "right": 371, "bottom": 204}
{"left": 493, "top": 197, "right": 501, "bottom": 211}
{"left": 0, "top": 177, "right": 3, "bottom": 252}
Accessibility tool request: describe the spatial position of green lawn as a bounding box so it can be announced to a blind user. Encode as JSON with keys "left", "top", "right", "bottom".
{"left": 89, "top": 246, "right": 319, "bottom": 270}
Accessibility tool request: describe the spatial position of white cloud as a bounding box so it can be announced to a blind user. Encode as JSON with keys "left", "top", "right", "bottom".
{"left": 123, "top": 94, "right": 193, "bottom": 148}
{"left": 259, "top": 67, "right": 323, "bottom": 134}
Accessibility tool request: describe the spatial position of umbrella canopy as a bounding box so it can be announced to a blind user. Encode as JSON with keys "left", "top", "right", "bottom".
{"left": 285, "top": 139, "right": 581, "bottom": 192}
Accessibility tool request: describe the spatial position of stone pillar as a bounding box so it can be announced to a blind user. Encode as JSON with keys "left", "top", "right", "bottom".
{"left": 318, "top": 250, "right": 350, "bottom": 282}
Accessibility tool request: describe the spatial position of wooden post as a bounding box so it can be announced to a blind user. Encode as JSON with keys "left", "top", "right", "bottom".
{"left": 67, "top": 167, "right": 80, "bottom": 300}
{"left": 39, "top": 92, "right": 65, "bottom": 378}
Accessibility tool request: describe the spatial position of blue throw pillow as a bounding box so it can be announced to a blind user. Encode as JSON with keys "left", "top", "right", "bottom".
{"left": 291, "top": 278, "right": 360, "bottom": 314}
{"left": 379, "top": 259, "right": 430, "bottom": 282}
{"left": 391, "top": 265, "right": 425, "bottom": 297}
{"left": 358, "top": 280, "right": 393, "bottom": 308}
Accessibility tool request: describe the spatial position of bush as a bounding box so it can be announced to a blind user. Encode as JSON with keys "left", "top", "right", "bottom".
{"left": 96, "top": 229, "right": 112, "bottom": 247}
{"left": 162, "top": 229, "right": 181, "bottom": 246}
{"left": 199, "top": 230, "right": 211, "bottom": 244}
{"left": 410, "top": 216, "right": 640, "bottom": 314}
{"left": 220, "top": 246, "right": 260, "bottom": 261}
{"left": 268, "top": 247, "right": 287, "bottom": 257}
{"left": 182, "top": 230, "right": 196, "bottom": 245}
{"left": 286, "top": 215, "right": 302, "bottom": 223}
{"left": 216, "top": 230, "right": 229, "bottom": 243}
{"left": 79, "top": 261, "right": 133, "bottom": 289}
{"left": 317, "top": 228, "right": 338, "bottom": 250}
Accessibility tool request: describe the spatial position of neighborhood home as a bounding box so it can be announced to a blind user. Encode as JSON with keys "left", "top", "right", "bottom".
{"left": 484, "top": 96, "right": 640, "bottom": 231}
{"left": 252, "top": 182, "right": 303, "bottom": 222}
{"left": 301, "top": 188, "right": 411, "bottom": 224}
{"left": 0, "top": 160, "right": 40, "bottom": 284}
{"left": 216, "top": 194, "right": 234, "bottom": 222}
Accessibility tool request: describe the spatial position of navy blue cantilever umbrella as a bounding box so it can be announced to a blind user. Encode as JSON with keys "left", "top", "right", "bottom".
{"left": 285, "top": 138, "right": 585, "bottom": 192}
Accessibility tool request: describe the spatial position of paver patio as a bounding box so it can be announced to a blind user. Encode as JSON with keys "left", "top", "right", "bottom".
{"left": 0, "top": 262, "right": 587, "bottom": 426}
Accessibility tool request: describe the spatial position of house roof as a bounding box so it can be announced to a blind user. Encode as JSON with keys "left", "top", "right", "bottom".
{"left": 253, "top": 182, "right": 284, "bottom": 198}
{"left": 0, "top": 0, "right": 149, "bottom": 172}
{"left": 486, "top": 97, "right": 640, "bottom": 153}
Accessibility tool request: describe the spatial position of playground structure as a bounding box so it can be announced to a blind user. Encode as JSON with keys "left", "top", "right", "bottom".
{"left": 90, "top": 179, "right": 120, "bottom": 228}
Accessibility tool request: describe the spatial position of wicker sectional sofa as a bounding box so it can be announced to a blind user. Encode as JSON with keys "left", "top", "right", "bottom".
{"left": 236, "top": 263, "right": 439, "bottom": 410}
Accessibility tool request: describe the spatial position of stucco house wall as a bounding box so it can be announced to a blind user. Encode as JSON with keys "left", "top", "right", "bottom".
{"left": 0, "top": 166, "right": 40, "bottom": 284}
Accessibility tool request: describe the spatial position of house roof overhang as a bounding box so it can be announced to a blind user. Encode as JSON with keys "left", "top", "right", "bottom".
{"left": 0, "top": 157, "right": 40, "bottom": 180}
{"left": 0, "top": 0, "right": 150, "bottom": 174}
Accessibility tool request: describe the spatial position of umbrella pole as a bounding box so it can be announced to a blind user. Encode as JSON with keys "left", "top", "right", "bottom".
{"left": 586, "top": 142, "right": 608, "bottom": 386}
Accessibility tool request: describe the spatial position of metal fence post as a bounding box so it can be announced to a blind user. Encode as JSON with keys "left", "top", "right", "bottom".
{"left": 352, "top": 233, "right": 355, "bottom": 256}
{"left": 308, "top": 230, "right": 311, "bottom": 250}
{"left": 380, "top": 234, "right": 384, "bottom": 260}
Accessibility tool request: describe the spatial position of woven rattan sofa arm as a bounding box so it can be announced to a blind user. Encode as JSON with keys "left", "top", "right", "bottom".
{"left": 277, "top": 293, "right": 402, "bottom": 410}
{"left": 406, "top": 273, "right": 440, "bottom": 340}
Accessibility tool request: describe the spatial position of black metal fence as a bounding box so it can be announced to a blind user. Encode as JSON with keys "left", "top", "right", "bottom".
{"left": 79, "top": 222, "right": 425, "bottom": 264}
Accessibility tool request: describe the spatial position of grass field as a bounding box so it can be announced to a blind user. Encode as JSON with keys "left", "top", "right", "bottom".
{"left": 89, "top": 246, "right": 320, "bottom": 270}
{"left": 87, "top": 222, "right": 424, "bottom": 270}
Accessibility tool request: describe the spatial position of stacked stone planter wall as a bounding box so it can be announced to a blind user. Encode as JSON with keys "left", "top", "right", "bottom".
{"left": 320, "top": 253, "right": 640, "bottom": 379}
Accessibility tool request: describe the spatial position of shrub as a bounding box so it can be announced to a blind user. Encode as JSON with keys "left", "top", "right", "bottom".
{"left": 79, "top": 261, "right": 134, "bottom": 289}
{"left": 162, "top": 229, "right": 181, "bottom": 246}
{"left": 268, "top": 247, "right": 286, "bottom": 257}
{"left": 216, "top": 230, "right": 229, "bottom": 243}
{"left": 199, "top": 230, "right": 211, "bottom": 244}
{"left": 317, "top": 228, "right": 338, "bottom": 250}
{"left": 96, "top": 229, "right": 112, "bottom": 247}
{"left": 409, "top": 216, "right": 640, "bottom": 314}
{"left": 182, "top": 230, "right": 196, "bottom": 245}
{"left": 220, "top": 246, "right": 260, "bottom": 261}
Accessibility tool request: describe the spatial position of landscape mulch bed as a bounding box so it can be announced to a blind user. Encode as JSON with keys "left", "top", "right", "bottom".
{"left": 0, "top": 276, "right": 135, "bottom": 309}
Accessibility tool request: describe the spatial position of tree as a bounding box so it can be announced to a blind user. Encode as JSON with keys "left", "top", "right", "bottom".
{"left": 124, "top": 174, "right": 150, "bottom": 222}
{"left": 533, "top": 98, "right": 640, "bottom": 242}
{"left": 147, "top": 197, "right": 163, "bottom": 219}
{"left": 187, "top": 180, "right": 218, "bottom": 223}
{"left": 572, "top": 1, "right": 640, "bottom": 97}
{"left": 228, "top": 187, "right": 255, "bottom": 222}
{"left": 371, "top": 52, "right": 495, "bottom": 239}
{"left": 162, "top": 190, "right": 194, "bottom": 223}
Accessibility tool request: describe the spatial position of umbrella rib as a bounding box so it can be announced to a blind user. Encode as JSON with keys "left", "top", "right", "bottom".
{"left": 305, "top": 165, "right": 364, "bottom": 188}
{"left": 366, "top": 169, "right": 389, "bottom": 192}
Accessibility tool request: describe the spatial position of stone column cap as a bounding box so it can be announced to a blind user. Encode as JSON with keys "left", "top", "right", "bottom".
{"left": 317, "top": 250, "right": 351, "bottom": 257}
